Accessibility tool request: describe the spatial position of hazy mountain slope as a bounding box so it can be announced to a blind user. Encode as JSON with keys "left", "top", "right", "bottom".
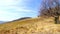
{"left": 0, "top": 21, "right": 4, "bottom": 24}
{"left": 0, "top": 17, "right": 60, "bottom": 34}
{"left": 13, "top": 17, "right": 31, "bottom": 21}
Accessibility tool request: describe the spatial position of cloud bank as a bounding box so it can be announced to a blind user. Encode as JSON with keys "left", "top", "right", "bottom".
{"left": 0, "top": 0, "right": 40, "bottom": 21}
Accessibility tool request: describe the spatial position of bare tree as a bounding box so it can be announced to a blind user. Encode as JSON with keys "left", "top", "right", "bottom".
{"left": 38, "top": 0, "right": 60, "bottom": 24}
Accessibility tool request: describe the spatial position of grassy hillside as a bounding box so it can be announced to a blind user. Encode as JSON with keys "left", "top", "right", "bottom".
{"left": 0, "top": 17, "right": 60, "bottom": 34}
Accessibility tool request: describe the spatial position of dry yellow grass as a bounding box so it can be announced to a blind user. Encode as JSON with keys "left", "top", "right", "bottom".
{"left": 0, "top": 17, "right": 60, "bottom": 34}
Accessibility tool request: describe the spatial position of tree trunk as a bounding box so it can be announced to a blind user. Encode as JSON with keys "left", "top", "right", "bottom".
{"left": 55, "top": 16, "right": 60, "bottom": 24}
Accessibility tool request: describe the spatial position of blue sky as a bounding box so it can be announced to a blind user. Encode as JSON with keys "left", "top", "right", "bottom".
{"left": 0, "top": 0, "right": 41, "bottom": 21}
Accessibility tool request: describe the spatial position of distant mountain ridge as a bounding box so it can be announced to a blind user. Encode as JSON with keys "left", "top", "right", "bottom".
{"left": 13, "top": 17, "right": 31, "bottom": 21}
{"left": 0, "top": 21, "right": 4, "bottom": 24}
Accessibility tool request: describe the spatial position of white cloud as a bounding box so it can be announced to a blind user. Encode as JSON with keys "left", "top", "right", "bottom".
{"left": 0, "top": 0, "right": 37, "bottom": 21}
{"left": 0, "top": 10, "right": 20, "bottom": 21}
{"left": 0, "top": 0, "right": 31, "bottom": 6}
{"left": 0, "top": 0, "right": 34, "bottom": 12}
{"left": 0, "top": 0, "right": 14, "bottom": 6}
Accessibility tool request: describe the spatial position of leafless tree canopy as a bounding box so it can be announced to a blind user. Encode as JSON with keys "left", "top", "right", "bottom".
{"left": 38, "top": 0, "right": 60, "bottom": 17}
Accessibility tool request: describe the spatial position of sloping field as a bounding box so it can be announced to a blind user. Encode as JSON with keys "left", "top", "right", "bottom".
{"left": 0, "top": 17, "right": 60, "bottom": 34}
